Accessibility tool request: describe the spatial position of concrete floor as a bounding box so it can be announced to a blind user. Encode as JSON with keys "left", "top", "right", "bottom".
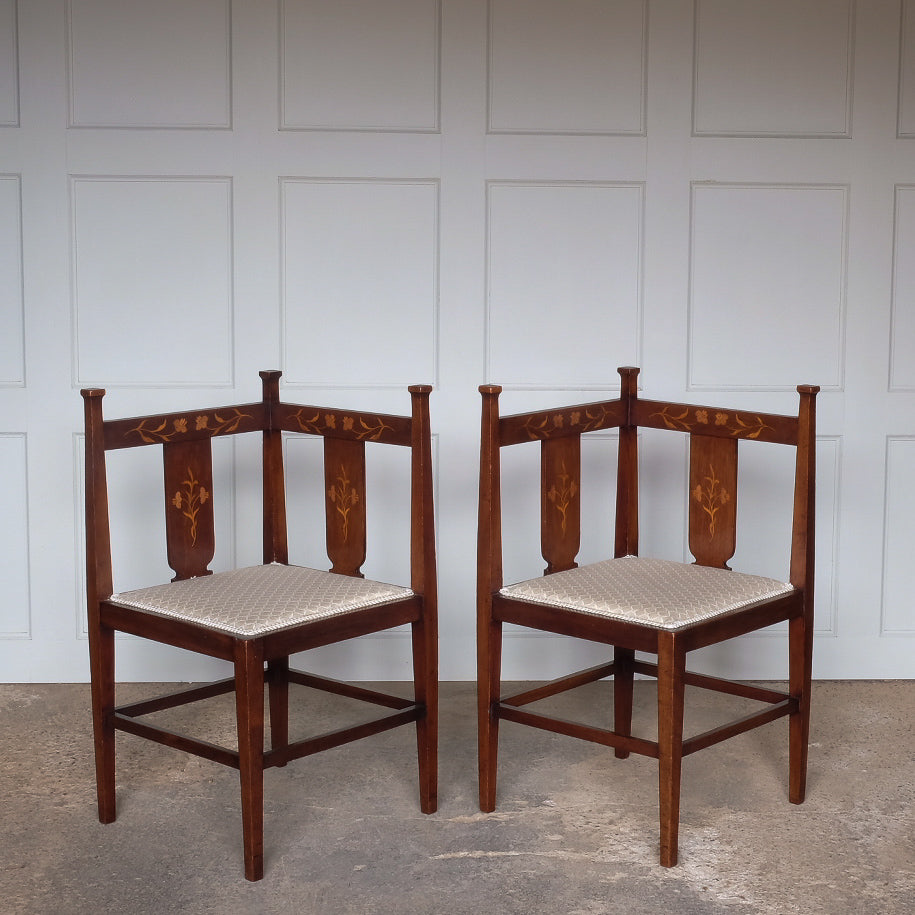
{"left": 1, "top": 680, "right": 912, "bottom": 914}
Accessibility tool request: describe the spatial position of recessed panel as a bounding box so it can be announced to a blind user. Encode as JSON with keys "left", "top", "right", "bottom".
{"left": 890, "top": 187, "right": 915, "bottom": 389}
{"left": 901, "top": 0, "right": 915, "bottom": 137}
{"left": 281, "top": 0, "right": 440, "bottom": 131}
{"left": 0, "top": 175, "right": 24, "bottom": 385}
{"left": 487, "top": 182, "right": 642, "bottom": 388}
{"left": 0, "top": 0, "right": 18, "bottom": 126}
{"left": 488, "top": 0, "right": 646, "bottom": 134}
{"left": 282, "top": 179, "right": 438, "bottom": 387}
{"left": 693, "top": 0, "right": 853, "bottom": 137}
{"left": 689, "top": 184, "right": 846, "bottom": 390}
{"left": 883, "top": 437, "right": 915, "bottom": 633}
{"left": 0, "top": 434, "right": 30, "bottom": 637}
{"left": 72, "top": 177, "right": 233, "bottom": 386}
{"left": 68, "top": 0, "right": 231, "bottom": 128}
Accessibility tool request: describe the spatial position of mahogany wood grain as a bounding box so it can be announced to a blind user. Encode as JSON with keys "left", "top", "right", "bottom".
{"left": 324, "top": 437, "right": 367, "bottom": 576}
{"left": 688, "top": 434, "right": 737, "bottom": 569}
{"left": 541, "top": 435, "right": 581, "bottom": 573}
{"left": 164, "top": 438, "right": 215, "bottom": 580}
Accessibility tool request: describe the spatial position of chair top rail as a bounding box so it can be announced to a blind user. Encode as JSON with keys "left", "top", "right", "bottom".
{"left": 498, "top": 398, "right": 626, "bottom": 446}
{"left": 272, "top": 401, "right": 413, "bottom": 447}
{"left": 101, "top": 402, "right": 267, "bottom": 450}
{"left": 633, "top": 398, "right": 801, "bottom": 446}
{"left": 96, "top": 399, "right": 417, "bottom": 451}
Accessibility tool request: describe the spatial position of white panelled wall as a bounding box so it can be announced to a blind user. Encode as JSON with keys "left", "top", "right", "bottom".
{"left": 1, "top": 0, "right": 914, "bottom": 682}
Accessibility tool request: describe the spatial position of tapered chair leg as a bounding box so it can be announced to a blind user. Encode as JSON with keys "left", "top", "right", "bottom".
{"left": 89, "top": 621, "right": 116, "bottom": 823}
{"left": 657, "top": 632, "right": 686, "bottom": 867}
{"left": 235, "top": 639, "right": 266, "bottom": 881}
{"left": 788, "top": 613, "right": 813, "bottom": 804}
{"left": 411, "top": 617, "right": 439, "bottom": 813}
{"left": 267, "top": 656, "right": 289, "bottom": 766}
{"left": 477, "top": 618, "right": 503, "bottom": 812}
{"left": 613, "top": 646, "right": 635, "bottom": 759}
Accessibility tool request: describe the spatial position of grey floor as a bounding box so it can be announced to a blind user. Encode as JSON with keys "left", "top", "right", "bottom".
{"left": 1, "top": 680, "right": 913, "bottom": 915}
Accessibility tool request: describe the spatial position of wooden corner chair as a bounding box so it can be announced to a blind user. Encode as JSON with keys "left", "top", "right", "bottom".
{"left": 81, "top": 371, "right": 437, "bottom": 880}
{"left": 477, "top": 366, "right": 818, "bottom": 866}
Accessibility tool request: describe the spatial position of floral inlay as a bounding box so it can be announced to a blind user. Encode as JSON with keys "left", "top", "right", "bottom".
{"left": 127, "top": 409, "right": 251, "bottom": 443}
{"left": 648, "top": 406, "right": 694, "bottom": 431}
{"left": 523, "top": 404, "right": 617, "bottom": 440}
{"left": 171, "top": 467, "right": 209, "bottom": 545}
{"left": 328, "top": 465, "right": 359, "bottom": 541}
{"left": 290, "top": 410, "right": 392, "bottom": 441}
{"left": 546, "top": 461, "right": 578, "bottom": 535}
{"left": 692, "top": 463, "right": 730, "bottom": 536}
{"left": 649, "top": 406, "right": 773, "bottom": 439}
{"left": 193, "top": 409, "right": 252, "bottom": 434}
{"left": 126, "top": 417, "right": 188, "bottom": 443}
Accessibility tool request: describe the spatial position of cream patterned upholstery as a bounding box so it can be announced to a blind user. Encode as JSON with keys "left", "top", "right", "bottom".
{"left": 500, "top": 556, "right": 794, "bottom": 631}
{"left": 110, "top": 563, "right": 414, "bottom": 638}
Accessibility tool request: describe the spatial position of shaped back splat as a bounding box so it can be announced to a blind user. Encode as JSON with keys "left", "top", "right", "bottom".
{"left": 688, "top": 434, "right": 737, "bottom": 569}
{"left": 164, "top": 438, "right": 215, "bottom": 581}
{"left": 541, "top": 435, "right": 581, "bottom": 574}
{"left": 324, "top": 437, "right": 367, "bottom": 577}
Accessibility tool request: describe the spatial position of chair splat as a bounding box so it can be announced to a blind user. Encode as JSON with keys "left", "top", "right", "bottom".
{"left": 687, "top": 434, "right": 737, "bottom": 569}
{"left": 164, "top": 438, "right": 216, "bottom": 581}
{"left": 541, "top": 435, "right": 581, "bottom": 574}
{"left": 324, "top": 437, "right": 367, "bottom": 577}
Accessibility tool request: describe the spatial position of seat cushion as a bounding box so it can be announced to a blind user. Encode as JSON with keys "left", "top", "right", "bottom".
{"left": 109, "top": 563, "right": 414, "bottom": 638}
{"left": 499, "top": 555, "right": 794, "bottom": 631}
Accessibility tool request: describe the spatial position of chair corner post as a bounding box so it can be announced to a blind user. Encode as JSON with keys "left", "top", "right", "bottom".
{"left": 478, "top": 385, "right": 504, "bottom": 594}
{"left": 408, "top": 384, "right": 436, "bottom": 594}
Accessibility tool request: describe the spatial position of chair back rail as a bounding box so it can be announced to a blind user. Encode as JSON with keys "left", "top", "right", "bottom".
{"left": 82, "top": 374, "right": 434, "bottom": 600}
{"left": 101, "top": 403, "right": 266, "bottom": 450}
{"left": 479, "top": 367, "right": 818, "bottom": 591}
{"left": 272, "top": 401, "right": 413, "bottom": 446}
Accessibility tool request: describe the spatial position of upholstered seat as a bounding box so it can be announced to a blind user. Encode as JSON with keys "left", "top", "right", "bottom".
{"left": 501, "top": 556, "right": 794, "bottom": 631}
{"left": 112, "top": 563, "right": 414, "bottom": 638}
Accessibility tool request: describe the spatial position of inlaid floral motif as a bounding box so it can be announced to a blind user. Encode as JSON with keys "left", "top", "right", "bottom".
{"left": 523, "top": 404, "right": 617, "bottom": 440}
{"left": 692, "top": 463, "right": 729, "bottom": 536}
{"left": 328, "top": 465, "right": 359, "bottom": 541}
{"left": 649, "top": 406, "right": 694, "bottom": 431}
{"left": 126, "top": 417, "right": 189, "bottom": 443}
{"left": 171, "top": 467, "right": 209, "bottom": 545}
{"left": 650, "top": 406, "right": 773, "bottom": 439}
{"left": 546, "top": 460, "right": 578, "bottom": 535}
{"left": 127, "top": 409, "right": 251, "bottom": 443}
{"left": 290, "top": 410, "right": 393, "bottom": 441}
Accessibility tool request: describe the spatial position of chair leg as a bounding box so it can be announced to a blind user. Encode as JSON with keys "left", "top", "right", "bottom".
{"left": 657, "top": 632, "right": 686, "bottom": 867}
{"left": 477, "top": 617, "right": 502, "bottom": 812}
{"left": 788, "top": 613, "right": 813, "bottom": 804}
{"left": 613, "top": 646, "right": 635, "bottom": 759}
{"left": 267, "top": 656, "right": 289, "bottom": 766}
{"left": 411, "top": 616, "right": 439, "bottom": 814}
{"left": 234, "top": 639, "right": 266, "bottom": 881}
{"left": 89, "top": 621, "right": 116, "bottom": 823}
